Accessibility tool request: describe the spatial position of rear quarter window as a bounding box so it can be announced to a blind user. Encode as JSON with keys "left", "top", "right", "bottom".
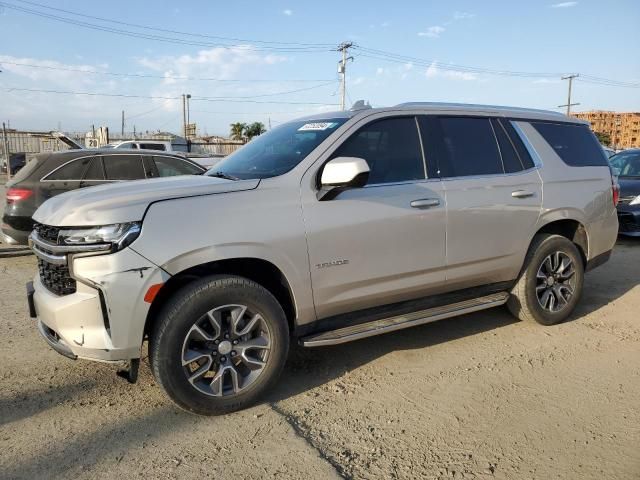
{"left": 531, "top": 122, "right": 607, "bottom": 167}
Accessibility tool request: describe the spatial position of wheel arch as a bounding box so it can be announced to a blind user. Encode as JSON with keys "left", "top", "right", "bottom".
{"left": 533, "top": 217, "right": 589, "bottom": 266}
{"left": 143, "top": 257, "right": 298, "bottom": 340}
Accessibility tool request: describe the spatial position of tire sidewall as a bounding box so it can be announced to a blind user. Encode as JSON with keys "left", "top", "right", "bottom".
{"left": 524, "top": 236, "right": 584, "bottom": 325}
{"left": 151, "top": 276, "right": 289, "bottom": 415}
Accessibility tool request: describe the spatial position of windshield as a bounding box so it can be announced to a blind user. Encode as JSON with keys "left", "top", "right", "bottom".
{"left": 208, "top": 118, "right": 347, "bottom": 179}
{"left": 610, "top": 151, "right": 640, "bottom": 177}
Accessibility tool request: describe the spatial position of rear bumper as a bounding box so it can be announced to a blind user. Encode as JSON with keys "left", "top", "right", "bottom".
{"left": 617, "top": 209, "right": 640, "bottom": 237}
{"left": 1, "top": 215, "right": 32, "bottom": 245}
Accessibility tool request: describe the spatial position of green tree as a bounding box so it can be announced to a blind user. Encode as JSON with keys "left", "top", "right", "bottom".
{"left": 229, "top": 122, "right": 247, "bottom": 141}
{"left": 594, "top": 131, "right": 611, "bottom": 146}
{"left": 244, "top": 122, "right": 266, "bottom": 140}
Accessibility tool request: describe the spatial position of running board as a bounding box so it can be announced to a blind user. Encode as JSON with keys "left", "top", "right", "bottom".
{"left": 300, "top": 292, "right": 510, "bottom": 347}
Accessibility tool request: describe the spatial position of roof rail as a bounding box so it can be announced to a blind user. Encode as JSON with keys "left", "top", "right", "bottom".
{"left": 394, "top": 102, "right": 565, "bottom": 116}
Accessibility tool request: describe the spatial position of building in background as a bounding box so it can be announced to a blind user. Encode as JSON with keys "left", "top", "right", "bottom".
{"left": 572, "top": 111, "right": 640, "bottom": 149}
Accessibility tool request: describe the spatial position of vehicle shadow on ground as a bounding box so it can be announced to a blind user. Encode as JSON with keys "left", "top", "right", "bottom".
{"left": 0, "top": 380, "right": 96, "bottom": 427}
{"left": 2, "top": 406, "right": 196, "bottom": 480}
{"left": 270, "top": 237, "right": 640, "bottom": 403}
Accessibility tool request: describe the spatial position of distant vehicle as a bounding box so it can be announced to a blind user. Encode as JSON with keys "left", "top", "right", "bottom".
{"left": 1, "top": 149, "right": 205, "bottom": 245}
{"left": 111, "top": 140, "right": 222, "bottom": 169}
{"left": 27, "top": 102, "right": 618, "bottom": 415}
{"left": 602, "top": 146, "right": 616, "bottom": 158}
{"left": 1, "top": 152, "right": 27, "bottom": 175}
{"left": 609, "top": 148, "right": 640, "bottom": 236}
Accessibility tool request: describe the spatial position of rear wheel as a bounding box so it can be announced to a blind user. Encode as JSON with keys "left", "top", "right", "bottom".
{"left": 507, "top": 234, "right": 584, "bottom": 325}
{"left": 149, "top": 275, "right": 289, "bottom": 415}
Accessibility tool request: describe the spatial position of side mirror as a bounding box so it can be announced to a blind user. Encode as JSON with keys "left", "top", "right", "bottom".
{"left": 318, "top": 157, "right": 370, "bottom": 200}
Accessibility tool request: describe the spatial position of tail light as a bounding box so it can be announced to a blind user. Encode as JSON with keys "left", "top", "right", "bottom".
{"left": 610, "top": 171, "right": 620, "bottom": 207}
{"left": 6, "top": 188, "right": 33, "bottom": 204}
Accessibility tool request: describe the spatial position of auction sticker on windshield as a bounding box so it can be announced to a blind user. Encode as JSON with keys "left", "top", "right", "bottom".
{"left": 298, "top": 122, "right": 338, "bottom": 131}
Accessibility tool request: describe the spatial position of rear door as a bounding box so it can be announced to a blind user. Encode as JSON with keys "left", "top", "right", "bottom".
{"left": 420, "top": 115, "right": 542, "bottom": 289}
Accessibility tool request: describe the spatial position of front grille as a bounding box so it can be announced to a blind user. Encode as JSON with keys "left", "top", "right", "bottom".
{"left": 618, "top": 213, "right": 640, "bottom": 233}
{"left": 37, "top": 257, "right": 76, "bottom": 295}
{"left": 33, "top": 223, "right": 61, "bottom": 244}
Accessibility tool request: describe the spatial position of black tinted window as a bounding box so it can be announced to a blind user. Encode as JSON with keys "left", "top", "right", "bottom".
{"left": 491, "top": 119, "right": 523, "bottom": 173}
{"left": 332, "top": 117, "right": 425, "bottom": 184}
{"left": 154, "top": 156, "right": 203, "bottom": 176}
{"left": 532, "top": 122, "right": 607, "bottom": 167}
{"left": 437, "top": 117, "right": 502, "bottom": 177}
{"left": 502, "top": 120, "right": 535, "bottom": 169}
{"left": 83, "top": 157, "right": 105, "bottom": 180}
{"left": 47, "top": 157, "right": 91, "bottom": 180}
{"left": 103, "top": 155, "right": 145, "bottom": 180}
{"left": 140, "top": 143, "right": 166, "bottom": 151}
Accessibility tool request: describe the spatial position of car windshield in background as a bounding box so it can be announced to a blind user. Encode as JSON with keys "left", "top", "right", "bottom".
{"left": 610, "top": 151, "right": 640, "bottom": 177}
{"left": 208, "top": 118, "right": 347, "bottom": 179}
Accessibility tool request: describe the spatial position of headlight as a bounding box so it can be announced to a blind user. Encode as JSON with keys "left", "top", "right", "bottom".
{"left": 630, "top": 196, "right": 640, "bottom": 206}
{"left": 58, "top": 222, "right": 141, "bottom": 251}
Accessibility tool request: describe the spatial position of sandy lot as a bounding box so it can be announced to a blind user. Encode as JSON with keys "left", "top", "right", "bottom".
{"left": 0, "top": 238, "right": 639, "bottom": 479}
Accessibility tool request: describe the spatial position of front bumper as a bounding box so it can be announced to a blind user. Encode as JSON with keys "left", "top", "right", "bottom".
{"left": 30, "top": 245, "right": 170, "bottom": 362}
{"left": 617, "top": 208, "right": 640, "bottom": 237}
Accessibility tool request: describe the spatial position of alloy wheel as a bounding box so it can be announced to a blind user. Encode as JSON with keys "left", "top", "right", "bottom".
{"left": 535, "top": 251, "right": 576, "bottom": 313}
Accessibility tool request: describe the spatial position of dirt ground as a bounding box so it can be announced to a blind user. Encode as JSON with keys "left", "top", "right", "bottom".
{"left": 0, "top": 237, "right": 639, "bottom": 479}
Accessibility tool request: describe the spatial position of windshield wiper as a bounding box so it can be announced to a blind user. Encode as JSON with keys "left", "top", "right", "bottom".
{"left": 209, "top": 171, "right": 240, "bottom": 181}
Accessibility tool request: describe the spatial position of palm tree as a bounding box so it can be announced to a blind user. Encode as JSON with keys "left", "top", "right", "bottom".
{"left": 230, "top": 122, "right": 247, "bottom": 141}
{"left": 245, "top": 122, "right": 267, "bottom": 140}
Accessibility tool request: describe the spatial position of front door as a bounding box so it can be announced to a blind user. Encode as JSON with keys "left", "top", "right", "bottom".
{"left": 301, "top": 115, "right": 447, "bottom": 319}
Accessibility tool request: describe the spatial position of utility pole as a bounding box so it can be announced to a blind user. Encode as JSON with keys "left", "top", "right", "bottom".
{"left": 186, "top": 94, "right": 191, "bottom": 135}
{"left": 182, "top": 94, "right": 187, "bottom": 139}
{"left": 337, "top": 42, "right": 354, "bottom": 111}
{"left": 559, "top": 74, "right": 580, "bottom": 116}
{"left": 121, "top": 110, "right": 125, "bottom": 137}
{"left": 2, "top": 122, "right": 11, "bottom": 180}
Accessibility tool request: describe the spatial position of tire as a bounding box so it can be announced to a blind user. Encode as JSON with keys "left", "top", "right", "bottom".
{"left": 149, "top": 275, "right": 289, "bottom": 415}
{"left": 507, "top": 234, "right": 584, "bottom": 326}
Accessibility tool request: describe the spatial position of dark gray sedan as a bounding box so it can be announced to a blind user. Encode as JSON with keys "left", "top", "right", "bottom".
{"left": 1, "top": 149, "right": 206, "bottom": 245}
{"left": 610, "top": 148, "right": 640, "bottom": 236}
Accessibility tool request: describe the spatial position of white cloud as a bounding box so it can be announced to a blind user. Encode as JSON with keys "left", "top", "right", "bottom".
{"left": 453, "top": 11, "right": 476, "bottom": 20}
{"left": 425, "top": 61, "right": 477, "bottom": 81}
{"left": 551, "top": 1, "right": 578, "bottom": 7}
{"left": 352, "top": 77, "right": 366, "bottom": 86}
{"left": 283, "top": 9, "right": 293, "bottom": 16}
{"left": 376, "top": 67, "right": 385, "bottom": 76}
{"left": 418, "top": 26, "right": 445, "bottom": 38}
{"left": 533, "top": 78, "right": 561, "bottom": 84}
{"left": 0, "top": 55, "right": 102, "bottom": 87}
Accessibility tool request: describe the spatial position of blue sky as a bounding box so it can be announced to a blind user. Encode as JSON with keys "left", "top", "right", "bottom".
{"left": 0, "top": 0, "right": 638, "bottom": 137}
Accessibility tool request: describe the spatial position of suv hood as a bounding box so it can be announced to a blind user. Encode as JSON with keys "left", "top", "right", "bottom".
{"left": 33, "top": 176, "right": 260, "bottom": 226}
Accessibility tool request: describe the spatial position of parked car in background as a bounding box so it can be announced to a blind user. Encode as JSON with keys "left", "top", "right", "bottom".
{"left": 111, "top": 140, "right": 222, "bottom": 169}
{"left": 26, "top": 102, "right": 618, "bottom": 415}
{"left": 1, "top": 152, "right": 27, "bottom": 175}
{"left": 1, "top": 149, "right": 205, "bottom": 245}
{"left": 609, "top": 148, "right": 640, "bottom": 236}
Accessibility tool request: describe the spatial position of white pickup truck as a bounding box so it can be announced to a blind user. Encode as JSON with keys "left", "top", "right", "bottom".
{"left": 110, "top": 140, "right": 222, "bottom": 169}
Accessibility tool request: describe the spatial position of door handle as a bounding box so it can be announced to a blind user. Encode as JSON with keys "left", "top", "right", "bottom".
{"left": 511, "top": 190, "right": 534, "bottom": 199}
{"left": 410, "top": 198, "right": 440, "bottom": 209}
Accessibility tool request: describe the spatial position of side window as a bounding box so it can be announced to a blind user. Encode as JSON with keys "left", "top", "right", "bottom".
{"left": 331, "top": 117, "right": 425, "bottom": 185}
{"left": 46, "top": 157, "right": 92, "bottom": 180}
{"left": 491, "top": 119, "right": 524, "bottom": 173}
{"left": 436, "top": 117, "right": 503, "bottom": 177}
{"left": 153, "top": 156, "right": 203, "bottom": 176}
{"left": 503, "top": 120, "right": 535, "bottom": 169}
{"left": 83, "top": 157, "right": 105, "bottom": 180}
{"left": 140, "top": 143, "right": 166, "bottom": 151}
{"left": 103, "top": 155, "right": 145, "bottom": 180}
{"left": 531, "top": 122, "right": 608, "bottom": 167}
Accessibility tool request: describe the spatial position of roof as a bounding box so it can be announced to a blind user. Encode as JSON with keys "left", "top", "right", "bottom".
{"left": 35, "top": 148, "right": 184, "bottom": 160}
{"left": 295, "top": 101, "right": 585, "bottom": 124}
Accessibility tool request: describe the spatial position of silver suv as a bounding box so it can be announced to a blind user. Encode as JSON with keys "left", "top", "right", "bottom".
{"left": 27, "top": 103, "right": 619, "bottom": 414}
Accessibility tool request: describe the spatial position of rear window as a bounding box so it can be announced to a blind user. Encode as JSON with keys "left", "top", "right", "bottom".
{"left": 9, "top": 156, "right": 41, "bottom": 182}
{"left": 531, "top": 122, "right": 607, "bottom": 167}
{"left": 46, "top": 157, "right": 92, "bottom": 180}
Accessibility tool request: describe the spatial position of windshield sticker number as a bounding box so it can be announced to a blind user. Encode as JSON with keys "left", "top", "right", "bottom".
{"left": 298, "top": 122, "right": 338, "bottom": 131}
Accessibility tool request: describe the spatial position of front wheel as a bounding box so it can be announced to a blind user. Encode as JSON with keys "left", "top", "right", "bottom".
{"left": 507, "top": 234, "right": 585, "bottom": 326}
{"left": 149, "top": 275, "right": 289, "bottom": 415}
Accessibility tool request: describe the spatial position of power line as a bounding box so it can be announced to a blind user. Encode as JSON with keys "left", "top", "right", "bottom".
{"left": 2, "top": 86, "right": 340, "bottom": 105}
{"left": 0, "top": 61, "right": 335, "bottom": 83}
{"left": 11, "top": 0, "right": 336, "bottom": 48}
{"left": 0, "top": 1, "right": 333, "bottom": 53}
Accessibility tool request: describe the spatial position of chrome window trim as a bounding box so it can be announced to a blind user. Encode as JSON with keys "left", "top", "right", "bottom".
{"left": 40, "top": 153, "right": 145, "bottom": 182}
{"left": 438, "top": 165, "right": 541, "bottom": 182}
{"left": 510, "top": 121, "right": 543, "bottom": 168}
